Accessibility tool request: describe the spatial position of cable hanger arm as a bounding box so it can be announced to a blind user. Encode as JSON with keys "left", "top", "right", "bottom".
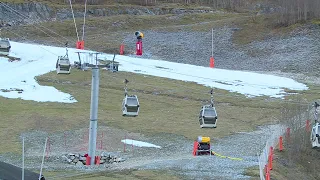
{"left": 81, "top": 0, "right": 88, "bottom": 41}
{"left": 68, "top": 0, "right": 80, "bottom": 41}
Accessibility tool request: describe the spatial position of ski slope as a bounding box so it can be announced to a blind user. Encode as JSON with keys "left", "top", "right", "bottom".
{"left": 0, "top": 41, "right": 308, "bottom": 103}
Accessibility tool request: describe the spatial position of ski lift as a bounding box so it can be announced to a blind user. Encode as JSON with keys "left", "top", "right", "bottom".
{"left": 106, "top": 54, "right": 119, "bottom": 72}
{"left": 56, "top": 43, "right": 71, "bottom": 74}
{"left": 199, "top": 89, "right": 218, "bottom": 128}
{"left": 74, "top": 52, "right": 87, "bottom": 71}
{"left": 311, "top": 102, "right": 320, "bottom": 148}
{"left": 0, "top": 38, "right": 11, "bottom": 56}
{"left": 122, "top": 79, "right": 140, "bottom": 117}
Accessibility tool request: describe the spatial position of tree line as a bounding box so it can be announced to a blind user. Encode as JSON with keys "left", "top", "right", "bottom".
{"left": 277, "top": 0, "right": 320, "bottom": 26}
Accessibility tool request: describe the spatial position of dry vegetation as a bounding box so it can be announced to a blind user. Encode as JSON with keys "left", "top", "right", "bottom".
{"left": 1, "top": 0, "right": 320, "bottom": 179}
{"left": 0, "top": 68, "right": 317, "bottom": 179}
{"left": 43, "top": 169, "right": 183, "bottom": 180}
{"left": 0, "top": 68, "right": 285, "bottom": 154}
{"left": 1, "top": 12, "right": 246, "bottom": 53}
{"left": 268, "top": 100, "right": 320, "bottom": 180}
{"left": 0, "top": 69, "right": 282, "bottom": 179}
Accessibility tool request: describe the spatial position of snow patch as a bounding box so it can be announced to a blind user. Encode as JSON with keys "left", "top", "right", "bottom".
{"left": 121, "top": 139, "right": 161, "bottom": 149}
{"left": 0, "top": 41, "right": 309, "bottom": 103}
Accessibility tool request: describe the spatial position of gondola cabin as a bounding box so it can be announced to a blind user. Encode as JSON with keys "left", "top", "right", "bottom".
{"left": 199, "top": 105, "right": 218, "bottom": 128}
{"left": 122, "top": 95, "right": 140, "bottom": 117}
{"left": 56, "top": 56, "right": 71, "bottom": 74}
{"left": 0, "top": 38, "right": 11, "bottom": 56}
{"left": 311, "top": 122, "right": 320, "bottom": 148}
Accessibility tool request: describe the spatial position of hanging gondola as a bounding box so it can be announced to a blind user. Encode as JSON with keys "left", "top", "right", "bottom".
{"left": 311, "top": 102, "right": 320, "bottom": 148}
{"left": 122, "top": 79, "right": 140, "bottom": 117}
{"left": 56, "top": 43, "right": 71, "bottom": 74}
{"left": 199, "top": 89, "right": 218, "bottom": 128}
{"left": 0, "top": 38, "right": 11, "bottom": 56}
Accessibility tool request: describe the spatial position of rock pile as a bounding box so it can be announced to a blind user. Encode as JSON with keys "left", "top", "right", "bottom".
{"left": 62, "top": 152, "right": 125, "bottom": 166}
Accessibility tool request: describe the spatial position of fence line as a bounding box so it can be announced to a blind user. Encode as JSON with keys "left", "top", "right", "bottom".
{"left": 258, "top": 104, "right": 312, "bottom": 180}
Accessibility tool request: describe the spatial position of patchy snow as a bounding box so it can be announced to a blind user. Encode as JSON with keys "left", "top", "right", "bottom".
{"left": 121, "top": 139, "right": 161, "bottom": 149}
{"left": 0, "top": 41, "right": 308, "bottom": 103}
{"left": 101, "top": 54, "right": 308, "bottom": 98}
{"left": 0, "top": 42, "right": 81, "bottom": 103}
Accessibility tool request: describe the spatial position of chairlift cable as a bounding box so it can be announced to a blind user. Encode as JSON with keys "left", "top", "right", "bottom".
{"left": 8, "top": 30, "right": 60, "bottom": 56}
{"left": 118, "top": 58, "right": 308, "bottom": 91}
{"left": 0, "top": 3, "right": 66, "bottom": 45}
{"left": 108, "top": 73, "right": 294, "bottom": 103}
{"left": 81, "top": 0, "right": 88, "bottom": 41}
{"left": 0, "top": 2, "right": 74, "bottom": 45}
{"left": 68, "top": 0, "right": 80, "bottom": 41}
{"left": 104, "top": 56, "right": 308, "bottom": 106}
{"left": 107, "top": 73, "right": 311, "bottom": 106}
{"left": 0, "top": 5, "right": 312, "bottom": 108}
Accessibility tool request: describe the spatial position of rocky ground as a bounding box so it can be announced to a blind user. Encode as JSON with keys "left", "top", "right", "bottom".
{"left": 123, "top": 24, "right": 320, "bottom": 77}
{"left": 0, "top": 124, "right": 283, "bottom": 179}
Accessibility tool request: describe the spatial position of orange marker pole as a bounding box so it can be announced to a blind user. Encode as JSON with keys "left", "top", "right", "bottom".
{"left": 210, "top": 28, "right": 215, "bottom": 68}
{"left": 306, "top": 120, "right": 311, "bottom": 132}
{"left": 265, "top": 164, "right": 270, "bottom": 180}
{"left": 269, "top": 146, "right": 273, "bottom": 170}
{"left": 210, "top": 57, "right": 215, "bottom": 68}
{"left": 86, "top": 156, "right": 91, "bottom": 165}
{"left": 286, "top": 128, "right": 291, "bottom": 143}
{"left": 120, "top": 44, "right": 124, "bottom": 55}
{"left": 279, "top": 136, "right": 283, "bottom": 151}
{"left": 266, "top": 171, "right": 270, "bottom": 180}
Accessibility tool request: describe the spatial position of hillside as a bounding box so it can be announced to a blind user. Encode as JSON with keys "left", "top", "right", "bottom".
{"left": 0, "top": 0, "right": 319, "bottom": 180}
{"left": 1, "top": 0, "right": 319, "bottom": 76}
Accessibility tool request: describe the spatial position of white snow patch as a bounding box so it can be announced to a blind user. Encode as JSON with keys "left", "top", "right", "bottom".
{"left": 121, "top": 139, "right": 161, "bottom": 149}
{"left": 0, "top": 41, "right": 309, "bottom": 103}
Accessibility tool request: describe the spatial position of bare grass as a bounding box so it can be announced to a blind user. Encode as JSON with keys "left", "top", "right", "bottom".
{"left": 43, "top": 169, "right": 182, "bottom": 180}
{"left": 0, "top": 68, "right": 284, "bottom": 155}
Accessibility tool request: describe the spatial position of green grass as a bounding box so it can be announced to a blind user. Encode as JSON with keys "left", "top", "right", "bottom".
{"left": 2, "top": 11, "right": 301, "bottom": 53}
{"left": 1, "top": 0, "right": 312, "bottom": 49}
{"left": 1, "top": 3, "right": 319, "bottom": 178}
{"left": 232, "top": 14, "right": 275, "bottom": 45}
{"left": 270, "top": 151, "right": 320, "bottom": 180}
{"left": 231, "top": 14, "right": 307, "bottom": 45}
{"left": 244, "top": 166, "right": 260, "bottom": 180}
{"left": 0, "top": 68, "right": 289, "bottom": 154}
{"left": 43, "top": 169, "right": 182, "bottom": 180}
{"left": 0, "top": 68, "right": 289, "bottom": 179}
{"left": 283, "top": 83, "right": 320, "bottom": 103}
{"left": 311, "top": 19, "right": 320, "bottom": 25}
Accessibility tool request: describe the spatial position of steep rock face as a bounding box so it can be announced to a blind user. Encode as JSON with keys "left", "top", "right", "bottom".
{"left": 0, "top": 2, "right": 214, "bottom": 26}
{"left": 0, "top": 2, "right": 53, "bottom": 25}
{"left": 55, "top": 6, "right": 214, "bottom": 19}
